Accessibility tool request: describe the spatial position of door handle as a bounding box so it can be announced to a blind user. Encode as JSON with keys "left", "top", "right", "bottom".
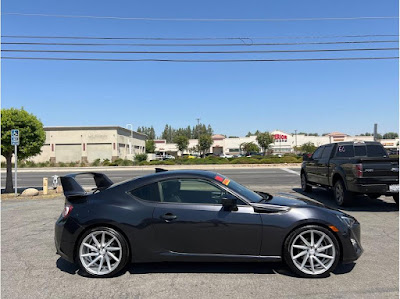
{"left": 160, "top": 213, "right": 177, "bottom": 221}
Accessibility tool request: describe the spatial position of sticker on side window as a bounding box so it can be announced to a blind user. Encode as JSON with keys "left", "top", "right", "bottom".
{"left": 338, "top": 146, "right": 345, "bottom": 152}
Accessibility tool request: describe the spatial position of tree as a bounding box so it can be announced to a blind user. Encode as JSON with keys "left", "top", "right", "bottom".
{"left": 198, "top": 134, "right": 213, "bottom": 157}
{"left": 300, "top": 142, "right": 317, "bottom": 154}
{"left": 256, "top": 132, "right": 274, "bottom": 156}
{"left": 241, "top": 142, "right": 260, "bottom": 155}
{"left": 145, "top": 140, "right": 156, "bottom": 153}
{"left": 1, "top": 108, "right": 46, "bottom": 193}
{"left": 173, "top": 135, "right": 189, "bottom": 156}
{"left": 383, "top": 132, "right": 399, "bottom": 139}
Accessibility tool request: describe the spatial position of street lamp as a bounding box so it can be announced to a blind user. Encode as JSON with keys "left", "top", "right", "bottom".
{"left": 126, "top": 124, "right": 133, "bottom": 154}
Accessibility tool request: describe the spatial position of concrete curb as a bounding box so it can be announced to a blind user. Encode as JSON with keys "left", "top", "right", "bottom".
{"left": 1, "top": 163, "right": 301, "bottom": 173}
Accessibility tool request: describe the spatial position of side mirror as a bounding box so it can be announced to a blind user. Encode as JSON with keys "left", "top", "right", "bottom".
{"left": 221, "top": 193, "right": 238, "bottom": 211}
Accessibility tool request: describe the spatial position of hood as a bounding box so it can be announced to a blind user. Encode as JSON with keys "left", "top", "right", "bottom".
{"left": 267, "top": 194, "right": 325, "bottom": 208}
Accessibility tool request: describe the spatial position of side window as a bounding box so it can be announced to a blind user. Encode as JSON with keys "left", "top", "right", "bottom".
{"left": 159, "top": 179, "right": 245, "bottom": 205}
{"left": 128, "top": 183, "right": 160, "bottom": 202}
{"left": 312, "top": 146, "right": 324, "bottom": 160}
{"left": 321, "top": 144, "right": 333, "bottom": 159}
{"left": 335, "top": 145, "right": 355, "bottom": 158}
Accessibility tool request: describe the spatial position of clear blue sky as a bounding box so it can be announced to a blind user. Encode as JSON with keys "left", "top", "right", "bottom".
{"left": 2, "top": 0, "right": 399, "bottom": 137}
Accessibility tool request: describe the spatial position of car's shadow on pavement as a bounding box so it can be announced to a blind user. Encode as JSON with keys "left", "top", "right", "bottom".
{"left": 56, "top": 258, "right": 356, "bottom": 278}
{"left": 291, "top": 188, "right": 399, "bottom": 212}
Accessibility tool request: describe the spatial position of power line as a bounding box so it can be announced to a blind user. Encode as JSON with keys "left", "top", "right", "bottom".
{"left": 2, "top": 34, "right": 398, "bottom": 40}
{"left": 2, "top": 47, "right": 397, "bottom": 55}
{"left": 2, "top": 56, "right": 398, "bottom": 62}
{"left": 2, "top": 40, "right": 398, "bottom": 47}
{"left": 2, "top": 12, "right": 398, "bottom": 22}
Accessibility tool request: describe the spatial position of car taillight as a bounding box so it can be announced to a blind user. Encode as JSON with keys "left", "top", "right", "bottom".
{"left": 62, "top": 204, "right": 73, "bottom": 219}
{"left": 354, "top": 164, "right": 363, "bottom": 178}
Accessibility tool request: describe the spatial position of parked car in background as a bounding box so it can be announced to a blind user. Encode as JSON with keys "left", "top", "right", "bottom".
{"left": 56, "top": 170, "right": 362, "bottom": 278}
{"left": 220, "top": 153, "right": 233, "bottom": 158}
{"left": 301, "top": 141, "right": 399, "bottom": 206}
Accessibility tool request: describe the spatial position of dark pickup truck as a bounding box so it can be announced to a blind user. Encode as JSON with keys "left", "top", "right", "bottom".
{"left": 301, "top": 141, "right": 399, "bottom": 206}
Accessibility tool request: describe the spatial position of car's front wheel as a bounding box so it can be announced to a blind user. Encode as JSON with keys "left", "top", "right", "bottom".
{"left": 284, "top": 225, "right": 340, "bottom": 278}
{"left": 77, "top": 227, "right": 129, "bottom": 277}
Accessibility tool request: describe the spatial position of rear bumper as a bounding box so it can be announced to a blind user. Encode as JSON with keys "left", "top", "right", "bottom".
{"left": 348, "top": 181, "right": 399, "bottom": 195}
{"left": 55, "top": 216, "right": 83, "bottom": 263}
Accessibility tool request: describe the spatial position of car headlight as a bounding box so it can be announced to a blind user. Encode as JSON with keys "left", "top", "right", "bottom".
{"left": 338, "top": 215, "right": 356, "bottom": 227}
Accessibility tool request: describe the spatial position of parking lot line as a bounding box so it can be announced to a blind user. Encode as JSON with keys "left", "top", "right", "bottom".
{"left": 280, "top": 168, "right": 300, "bottom": 176}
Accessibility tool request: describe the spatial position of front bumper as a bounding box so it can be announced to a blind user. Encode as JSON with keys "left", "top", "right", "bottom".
{"left": 55, "top": 216, "right": 83, "bottom": 263}
{"left": 340, "top": 222, "right": 363, "bottom": 264}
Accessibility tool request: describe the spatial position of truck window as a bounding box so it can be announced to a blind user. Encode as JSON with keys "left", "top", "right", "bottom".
{"left": 335, "top": 145, "right": 355, "bottom": 158}
{"left": 321, "top": 144, "right": 334, "bottom": 159}
{"left": 312, "top": 146, "right": 324, "bottom": 159}
{"left": 367, "top": 144, "right": 388, "bottom": 157}
{"left": 354, "top": 146, "right": 367, "bottom": 157}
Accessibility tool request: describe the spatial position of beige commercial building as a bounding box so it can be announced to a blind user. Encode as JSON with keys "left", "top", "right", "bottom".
{"left": 155, "top": 130, "right": 397, "bottom": 156}
{"left": 28, "top": 126, "right": 146, "bottom": 163}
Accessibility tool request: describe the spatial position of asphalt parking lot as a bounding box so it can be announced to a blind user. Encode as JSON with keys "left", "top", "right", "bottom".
{"left": 1, "top": 168, "right": 399, "bottom": 298}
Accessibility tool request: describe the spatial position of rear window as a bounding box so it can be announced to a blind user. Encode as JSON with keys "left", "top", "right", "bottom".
{"left": 335, "top": 144, "right": 388, "bottom": 158}
{"left": 367, "top": 145, "right": 388, "bottom": 157}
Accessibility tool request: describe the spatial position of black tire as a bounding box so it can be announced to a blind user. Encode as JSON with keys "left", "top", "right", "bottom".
{"left": 368, "top": 193, "right": 381, "bottom": 200}
{"left": 333, "top": 179, "right": 352, "bottom": 206}
{"left": 283, "top": 225, "right": 340, "bottom": 278}
{"left": 301, "top": 172, "right": 312, "bottom": 193}
{"left": 76, "top": 226, "right": 129, "bottom": 278}
{"left": 393, "top": 194, "right": 399, "bottom": 205}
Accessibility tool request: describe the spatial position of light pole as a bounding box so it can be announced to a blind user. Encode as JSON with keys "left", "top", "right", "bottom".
{"left": 294, "top": 130, "right": 298, "bottom": 149}
{"left": 196, "top": 118, "right": 200, "bottom": 155}
{"left": 126, "top": 124, "right": 133, "bottom": 155}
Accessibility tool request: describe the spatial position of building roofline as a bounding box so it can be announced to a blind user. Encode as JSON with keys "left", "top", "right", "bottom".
{"left": 44, "top": 126, "right": 147, "bottom": 137}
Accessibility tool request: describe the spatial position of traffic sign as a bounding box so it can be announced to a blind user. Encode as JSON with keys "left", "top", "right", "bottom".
{"left": 11, "top": 129, "right": 19, "bottom": 145}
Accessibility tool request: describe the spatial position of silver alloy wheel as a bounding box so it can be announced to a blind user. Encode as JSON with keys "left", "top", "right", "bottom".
{"left": 335, "top": 182, "right": 344, "bottom": 205}
{"left": 290, "top": 229, "right": 336, "bottom": 275}
{"left": 79, "top": 230, "right": 122, "bottom": 275}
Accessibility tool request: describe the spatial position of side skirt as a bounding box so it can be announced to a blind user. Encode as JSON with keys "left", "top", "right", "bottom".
{"left": 158, "top": 251, "right": 282, "bottom": 262}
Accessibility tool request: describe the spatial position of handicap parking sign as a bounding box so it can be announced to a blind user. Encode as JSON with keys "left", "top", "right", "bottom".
{"left": 11, "top": 129, "right": 19, "bottom": 145}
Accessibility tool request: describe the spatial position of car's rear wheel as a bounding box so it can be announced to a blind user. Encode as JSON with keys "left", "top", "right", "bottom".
{"left": 284, "top": 225, "right": 340, "bottom": 278}
{"left": 333, "top": 179, "right": 352, "bottom": 206}
{"left": 393, "top": 194, "right": 399, "bottom": 205}
{"left": 301, "top": 172, "right": 312, "bottom": 193}
{"left": 77, "top": 227, "right": 129, "bottom": 277}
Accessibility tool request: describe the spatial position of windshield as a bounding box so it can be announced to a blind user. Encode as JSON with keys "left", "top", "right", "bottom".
{"left": 223, "top": 177, "right": 263, "bottom": 203}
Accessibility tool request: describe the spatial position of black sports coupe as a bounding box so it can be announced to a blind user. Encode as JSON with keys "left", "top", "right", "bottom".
{"left": 55, "top": 169, "right": 363, "bottom": 278}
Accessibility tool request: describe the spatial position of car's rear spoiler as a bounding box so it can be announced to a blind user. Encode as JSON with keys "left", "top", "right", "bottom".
{"left": 60, "top": 172, "right": 113, "bottom": 200}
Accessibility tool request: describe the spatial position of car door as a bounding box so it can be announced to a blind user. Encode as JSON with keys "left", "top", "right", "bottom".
{"left": 315, "top": 144, "right": 334, "bottom": 185}
{"left": 306, "top": 146, "right": 324, "bottom": 183}
{"left": 152, "top": 178, "right": 262, "bottom": 256}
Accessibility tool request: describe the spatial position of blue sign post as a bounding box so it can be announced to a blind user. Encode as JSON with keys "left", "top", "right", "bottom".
{"left": 11, "top": 129, "right": 19, "bottom": 196}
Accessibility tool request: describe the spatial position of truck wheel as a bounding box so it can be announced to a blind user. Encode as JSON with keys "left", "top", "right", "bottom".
{"left": 333, "top": 180, "right": 352, "bottom": 206}
{"left": 393, "top": 194, "right": 399, "bottom": 205}
{"left": 301, "top": 173, "right": 312, "bottom": 193}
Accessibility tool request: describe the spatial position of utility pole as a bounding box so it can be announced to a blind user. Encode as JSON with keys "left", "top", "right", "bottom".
{"left": 196, "top": 118, "right": 200, "bottom": 155}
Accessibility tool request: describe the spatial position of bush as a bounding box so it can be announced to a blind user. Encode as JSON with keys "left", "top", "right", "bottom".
{"left": 102, "top": 159, "right": 111, "bottom": 166}
{"left": 91, "top": 158, "right": 101, "bottom": 166}
{"left": 58, "top": 162, "right": 67, "bottom": 167}
{"left": 135, "top": 153, "right": 148, "bottom": 163}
